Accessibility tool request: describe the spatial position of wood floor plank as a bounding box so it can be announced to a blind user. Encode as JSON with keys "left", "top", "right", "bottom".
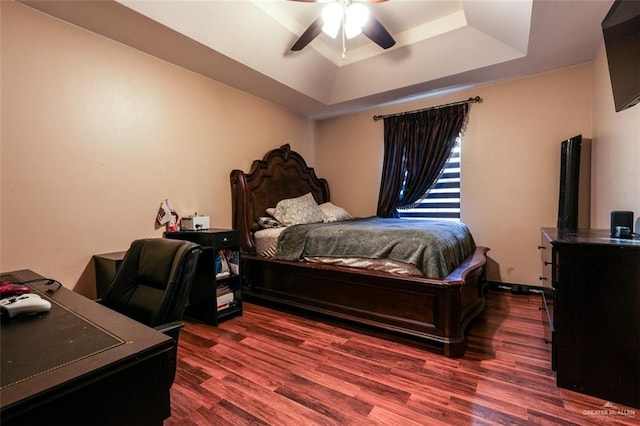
{"left": 165, "top": 290, "right": 640, "bottom": 425}
{"left": 274, "top": 375, "right": 373, "bottom": 420}
{"left": 366, "top": 404, "right": 432, "bottom": 426}
{"left": 202, "top": 372, "right": 342, "bottom": 426}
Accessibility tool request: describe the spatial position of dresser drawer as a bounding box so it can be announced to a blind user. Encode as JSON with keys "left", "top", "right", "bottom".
{"left": 212, "top": 231, "right": 239, "bottom": 249}
{"left": 165, "top": 229, "right": 239, "bottom": 249}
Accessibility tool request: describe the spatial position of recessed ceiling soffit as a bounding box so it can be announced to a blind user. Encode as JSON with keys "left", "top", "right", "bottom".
{"left": 116, "top": 0, "right": 532, "bottom": 106}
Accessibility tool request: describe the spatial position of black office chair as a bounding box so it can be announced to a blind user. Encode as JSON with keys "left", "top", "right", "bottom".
{"left": 99, "top": 238, "right": 202, "bottom": 386}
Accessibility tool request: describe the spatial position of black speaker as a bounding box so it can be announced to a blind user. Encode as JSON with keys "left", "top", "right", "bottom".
{"left": 611, "top": 211, "right": 634, "bottom": 236}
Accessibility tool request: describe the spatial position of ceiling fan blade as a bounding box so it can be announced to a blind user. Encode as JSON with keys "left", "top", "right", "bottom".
{"left": 361, "top": 16, "right": 395, "bottom": 49}
{"left": 291, "top": 17, "right": 324, "bottom": 51}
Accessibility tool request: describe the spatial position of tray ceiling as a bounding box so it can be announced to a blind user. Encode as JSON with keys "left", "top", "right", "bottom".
{"left": 20, "top": 0, "right": 614, "bottom": 119}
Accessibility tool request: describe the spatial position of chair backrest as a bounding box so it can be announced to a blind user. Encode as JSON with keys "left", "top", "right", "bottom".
{"left": 101, "top": 238, "right": 202, "bottom": 327}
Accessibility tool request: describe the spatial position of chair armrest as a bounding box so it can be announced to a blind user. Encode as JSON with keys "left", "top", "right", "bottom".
{"left": 154, "top": 321, "right": 184, "bottom": 341}
{"left": 153, "top": 320, "right": 184, "bottom": 388}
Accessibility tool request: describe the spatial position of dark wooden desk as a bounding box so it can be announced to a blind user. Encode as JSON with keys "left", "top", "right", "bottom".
{"left": 541, "top": 229, "right": 640, "bottom": 408}
{"left": 1, "top": 269, "right": 174, "bottom": 425}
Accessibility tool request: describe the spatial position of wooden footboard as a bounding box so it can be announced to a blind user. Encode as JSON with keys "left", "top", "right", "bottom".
{"left": 241, "top": 246, "right": 488, "bottom": 357}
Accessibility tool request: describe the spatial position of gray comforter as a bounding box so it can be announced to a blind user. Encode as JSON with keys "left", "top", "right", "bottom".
{"left": 276, "top": 216, "right": 476, "bottom": 278}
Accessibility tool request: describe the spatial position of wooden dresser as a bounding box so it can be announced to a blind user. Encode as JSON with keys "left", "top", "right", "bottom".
{"left": 540, "top": 228, "right": 640, "bottom": 408}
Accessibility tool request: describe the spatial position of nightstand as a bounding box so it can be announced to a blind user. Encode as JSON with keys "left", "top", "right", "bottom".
{"left": 164, "top": 229, "right": 242, "bottom": 325}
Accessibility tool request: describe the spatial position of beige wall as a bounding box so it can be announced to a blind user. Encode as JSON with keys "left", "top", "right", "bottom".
{"left": 315, "top": 66, "right": 594, "bottom": 286}
{"left": 591, "top": 42, "right": 640, "bottom": 227}
{"left": 0, "top": 2, "right": 313, "bottom": 296}
{"left": 2, "top": 2, "right": 638, "bottom": 296}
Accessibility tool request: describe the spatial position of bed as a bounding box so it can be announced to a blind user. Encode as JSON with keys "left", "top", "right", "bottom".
{"left": 230, "top": 144, "right": 488, "bottom": 356}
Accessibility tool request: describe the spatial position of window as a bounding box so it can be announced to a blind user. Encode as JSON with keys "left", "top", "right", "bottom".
{"left": 397, "top": 136, "right": 461, "bottom": 220}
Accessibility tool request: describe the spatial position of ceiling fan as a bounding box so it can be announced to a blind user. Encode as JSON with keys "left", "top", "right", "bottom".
{"left": 290, "top": 0, "right": 396, "bottom": 57}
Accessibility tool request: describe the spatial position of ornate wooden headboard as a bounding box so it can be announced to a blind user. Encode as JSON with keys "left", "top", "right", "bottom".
{"left": 230, "top": 144, "right": 330, "bottom": 254}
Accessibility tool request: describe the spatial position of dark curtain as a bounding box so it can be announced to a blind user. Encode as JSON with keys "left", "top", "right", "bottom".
{"left": 376, "top": 103, "right": 469, "bottom": 218}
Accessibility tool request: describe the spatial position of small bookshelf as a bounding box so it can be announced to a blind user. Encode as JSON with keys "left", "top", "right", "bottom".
{"left": 164, "top": 229, "right": 242, "bottom": 325}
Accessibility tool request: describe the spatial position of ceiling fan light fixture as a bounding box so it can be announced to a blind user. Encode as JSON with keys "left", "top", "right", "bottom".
{"left": 321, "top": 2, "right": 342, "bottom": 39}
{"left": 290, "top": 0, "right": 394, "bottom": 55}
{"left": 345, "top": 2, "right": 369, "bottom": 39}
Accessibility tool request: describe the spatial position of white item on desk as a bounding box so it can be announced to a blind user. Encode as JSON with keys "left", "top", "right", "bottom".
{"left": 0, "top": 294, "right": 51, "bottom": 318}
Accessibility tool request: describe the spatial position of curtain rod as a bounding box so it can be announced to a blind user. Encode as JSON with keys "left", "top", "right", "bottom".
{"left": 372, "top": 96, "right": 482, "bottom": 121}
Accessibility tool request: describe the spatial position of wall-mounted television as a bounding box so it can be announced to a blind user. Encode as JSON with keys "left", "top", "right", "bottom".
{"left": 601, "top": 0, "right": 640, "bottom": 112}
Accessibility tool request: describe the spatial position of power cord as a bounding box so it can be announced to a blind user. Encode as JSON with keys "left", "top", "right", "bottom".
{"left": 17, "top": 278, "right": 63, "bottom": 292}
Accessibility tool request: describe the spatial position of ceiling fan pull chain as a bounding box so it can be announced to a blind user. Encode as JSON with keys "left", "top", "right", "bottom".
{"left": 342, "top": 1, "right": 347, "bottom": 60}
{"left": 342, "top": 28, "right": 347, "bottom": 60}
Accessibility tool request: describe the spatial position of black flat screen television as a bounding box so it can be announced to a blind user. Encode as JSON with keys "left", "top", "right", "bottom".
{"left": 558, "top": 135, "right": 582, "bottom": 230}
{"left": 601, "top": 0, "right": 640, "bottom": 112}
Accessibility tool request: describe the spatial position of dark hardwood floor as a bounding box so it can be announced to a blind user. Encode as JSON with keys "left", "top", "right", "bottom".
{"left": 166, "top": 290, "right": 639, "bottom": 425}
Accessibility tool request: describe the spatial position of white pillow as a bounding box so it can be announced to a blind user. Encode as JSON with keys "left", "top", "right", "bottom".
{"left": 257, "top": 216, "right": 283, "bottom": 229}
{"left": 273, "top": 193, "right": 325, "bottom": 226}
{"left": 319, "top": 202, "right": 352, "bottom": 222}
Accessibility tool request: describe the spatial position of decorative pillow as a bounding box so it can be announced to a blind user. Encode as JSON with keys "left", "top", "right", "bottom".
{"left": 257, "top": 216, "right": 283, "bottom": 229}
{"left": 272, "top": 193, "right": 325, "bottom": 226}
{"left": 319, "top": 202, "right": 353, "bottom": 222}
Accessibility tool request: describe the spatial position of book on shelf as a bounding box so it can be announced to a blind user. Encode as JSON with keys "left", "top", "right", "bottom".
{"left": 215, "top": 249, "right": 239, "bottom": 278}
{"left": 215, "top": 271, "right": 230, "bottom": 279}
{"left": 227, "top": 250, "right": 239, "bottom": 276}
{"left": 217, "top": 291, "right": 235, "bottom": 311}
{"left": 217, "top": 284, "right": 231, "bottom": 295}
{"left": 215, "top": 250, "right": 230, "bottom": 277}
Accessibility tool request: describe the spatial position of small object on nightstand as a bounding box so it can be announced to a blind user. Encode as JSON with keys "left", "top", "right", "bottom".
{"left": 180, "top": 214, "right": 210, "bottom": 231}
